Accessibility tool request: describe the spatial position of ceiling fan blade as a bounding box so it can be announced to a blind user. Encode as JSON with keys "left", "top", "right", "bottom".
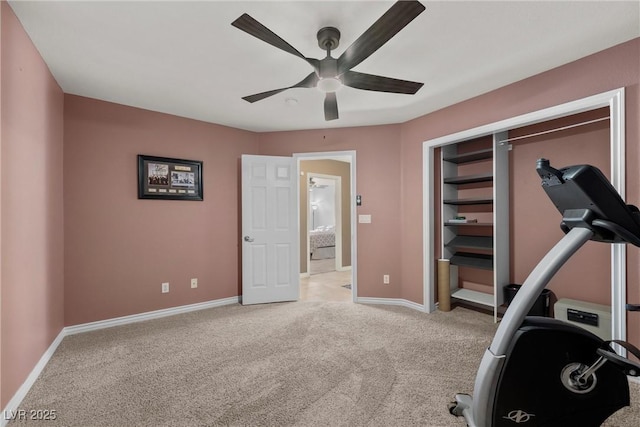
{"left": 242, "top": 72, "right": 319, "bottom": 103}
{"left": 337, "top": 1, "right": 425, "bottom": 74}
{"left": 232, "top": 13, "right": 319, "bottom": 71}
{"left": 342, "top": 70, "right": 423, "bottom": 94}
{"left": 324, "top": 92, "right": 339, "bottom": 121}
{"left": 242, "top": 88, "right": 288, "bottom": 103}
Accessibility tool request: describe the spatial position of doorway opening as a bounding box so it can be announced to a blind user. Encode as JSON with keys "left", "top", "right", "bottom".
{"left": 295, "top": 151, "right": 356, "bottom": 302}
{"left": 308, "top": 174, "right": 341, "bottom": 274}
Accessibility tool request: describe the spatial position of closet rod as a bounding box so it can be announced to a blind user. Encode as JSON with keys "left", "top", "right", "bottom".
{"left": 498, "top": 116, "right": 610, "bottom": 145}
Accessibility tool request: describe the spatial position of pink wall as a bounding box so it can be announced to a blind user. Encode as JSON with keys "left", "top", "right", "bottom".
{"left": 509, "top": 110, "right": 611, "bottom": 306}
{"left": 63, "top": 96, "right": 259, "bottom": 326}
{"left": 401, "top": 38, "right": 640, "bottom": 342}
{"left": 258, "top": 126, "right": 404, "bottom": 298}
{"left": 0, "top": 1, "right": 65, "bottom": 408}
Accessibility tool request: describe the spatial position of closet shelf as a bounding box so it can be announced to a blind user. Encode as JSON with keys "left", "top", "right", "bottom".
{"left": 451, "top": 288, "right": 494, "bottom": 307}
{"left": 442, "top": 148, "right": 493, "bottom": 164}
{"left": 450, "top": 252, "right": 493, "bottom": 270}
{"left": 443, "top": 197, "right": 493, "bottom": 205}
{"left": 446, "top": 236, "right": 493, "bottom": 251}
{"left": 443, "top": 173, "right": 493, "bottom": 185}
{"left": 436, "top": 130, "right": 509, "bottom": 322}
{"left": 444, "top": 222, "right": 493, "bottom": 227}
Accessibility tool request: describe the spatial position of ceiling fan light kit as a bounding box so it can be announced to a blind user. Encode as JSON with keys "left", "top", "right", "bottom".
{"left": 231, "top": 0, "right": 426, "bottom": 121}
{"left": 317, "top": 77, "right": 343, "bottom": 93}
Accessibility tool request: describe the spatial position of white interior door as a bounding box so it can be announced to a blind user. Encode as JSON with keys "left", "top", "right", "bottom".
{"left": 241, "top": 155, "right": 299, "bottom": 305}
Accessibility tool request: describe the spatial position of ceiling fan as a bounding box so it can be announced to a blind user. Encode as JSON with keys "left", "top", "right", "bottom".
{"left": 231, "top": 0, "right": 426, "bottom": 121}
{"left": 309, "top": 177, "right": 329, "bottom": 189}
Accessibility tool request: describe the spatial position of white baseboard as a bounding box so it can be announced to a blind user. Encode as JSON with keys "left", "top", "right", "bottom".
{"left": 65, "top": 296, "right": 240, "bottom": 335}
{"left": 357, "top": 297, "right": 427, "bottom": 312}
{"left": 1, "top": 296, "right": 241, "bottom": 426}
{"left": 1, "top": 331, "right": 65, "bottom": 427}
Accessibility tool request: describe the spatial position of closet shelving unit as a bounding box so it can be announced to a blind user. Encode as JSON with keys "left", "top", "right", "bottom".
{"left": 440, "top": 132, "right": 509, "bottom": 321}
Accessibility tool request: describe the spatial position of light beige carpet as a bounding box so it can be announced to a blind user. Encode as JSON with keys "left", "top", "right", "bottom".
{"left": 9, "top": 302, "right": 640, "bottom": 426}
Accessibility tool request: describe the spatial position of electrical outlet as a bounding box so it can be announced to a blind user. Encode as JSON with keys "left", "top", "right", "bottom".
{"left": 383, "top": 275, "right": 390, "bottom": 285}
{"left": 162, "top": 282, "right": 169, "bottom": 293}
{"left": 191, "top": 278, "right": 198, "bottom": 289}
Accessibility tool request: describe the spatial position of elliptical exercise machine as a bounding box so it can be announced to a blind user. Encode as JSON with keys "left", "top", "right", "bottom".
{"left": 449, "top": 159, "right": 640, "bottom": 426}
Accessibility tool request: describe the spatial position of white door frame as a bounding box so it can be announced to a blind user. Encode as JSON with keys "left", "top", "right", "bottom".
{"left": 423, "top": 88, "right": 626, "bottom": 343}
{"left": 295, "top": 151, "right": 357, "bottom": 302}
{"left": 307, "top": 173, "right": 343, "bottom": 273}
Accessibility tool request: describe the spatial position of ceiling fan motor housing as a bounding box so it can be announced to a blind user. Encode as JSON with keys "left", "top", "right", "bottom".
{"left": 317, "top": 27, "right": 341, "bottom": 51}
{"left": 317, "top": 27, "right": 341, "bottom": 81}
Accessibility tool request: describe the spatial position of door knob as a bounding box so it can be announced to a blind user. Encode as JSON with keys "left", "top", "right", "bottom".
{"left": 244, "top": 236, "right": 254, "bottom": 242}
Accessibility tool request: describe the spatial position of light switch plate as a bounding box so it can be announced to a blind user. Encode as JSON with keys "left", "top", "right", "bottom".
{"left": 358, "top": 214, "right": 372, "bottom": 223}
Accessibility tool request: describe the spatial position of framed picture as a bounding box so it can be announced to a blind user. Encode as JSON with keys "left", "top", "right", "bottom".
{"left": 138, "top": 155, "right": 203, "bottom": 201}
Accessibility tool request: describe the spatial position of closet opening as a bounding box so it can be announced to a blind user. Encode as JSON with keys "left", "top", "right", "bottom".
{"left": 423, "top": 88, "right": 626, "bottom": 343}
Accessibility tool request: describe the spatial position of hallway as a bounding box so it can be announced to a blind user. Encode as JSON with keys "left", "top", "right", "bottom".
{"left": 300, "top": 266, "right": 352, "bottom": 302}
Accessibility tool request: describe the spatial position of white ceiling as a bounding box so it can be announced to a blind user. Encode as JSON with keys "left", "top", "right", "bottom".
{"left": 8, "top": 1, "right": 640, "bottom": 132}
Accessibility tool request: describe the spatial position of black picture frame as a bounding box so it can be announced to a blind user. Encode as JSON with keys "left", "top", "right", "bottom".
{"left": 138, "top": 155, "right": 203, "bottom": 201}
